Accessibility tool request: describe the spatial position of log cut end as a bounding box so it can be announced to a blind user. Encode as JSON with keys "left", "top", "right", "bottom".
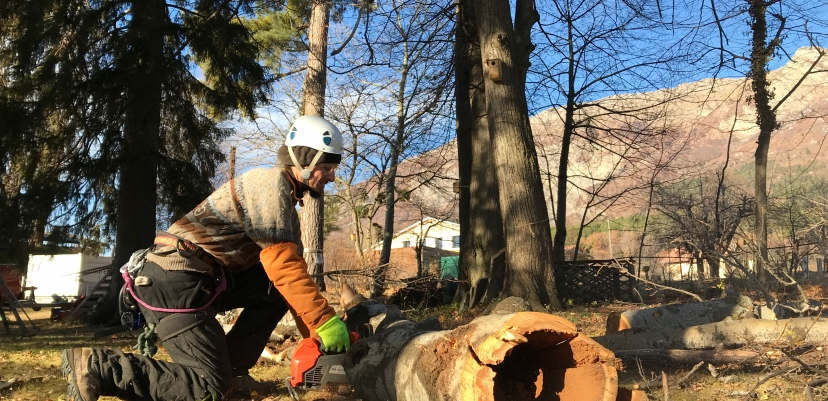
{"left": 463, "top": 312, "right": 618, "bottom": 401}
{"left": 606, "top": 312, "right": 632, "bottom": 332}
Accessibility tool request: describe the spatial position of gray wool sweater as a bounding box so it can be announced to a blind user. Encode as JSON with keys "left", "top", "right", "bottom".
{"left": 146, "top": 167, "right": 304, "bottom": 274}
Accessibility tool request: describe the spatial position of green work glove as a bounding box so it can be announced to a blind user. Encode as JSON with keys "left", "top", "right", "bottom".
{"left": 316, "top": 315, "right": 350, "bottom": 353}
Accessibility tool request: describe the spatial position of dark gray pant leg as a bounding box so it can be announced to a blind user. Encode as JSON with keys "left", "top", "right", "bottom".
{"left": 218, "top": 263, "right": 288, "bottom": 376}
{"left": 93, "top": 261, "right": 231, "bottom": 401}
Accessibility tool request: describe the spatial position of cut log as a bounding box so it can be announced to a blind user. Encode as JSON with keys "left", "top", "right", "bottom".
{"left": 612, "top": 349, "right": 762, "bottom": 365}
{"left": 595, "top": 317, "right": 828, "bottom": 351}
{"left": 344, "top": 309, "right": 619, "bottom": 401}
{"left": 606, "top": 295, "right": 754, "bottom": 333}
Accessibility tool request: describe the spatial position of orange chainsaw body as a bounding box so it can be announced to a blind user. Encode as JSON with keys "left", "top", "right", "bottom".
{"left": 289, "top": 332, "right": 360, "bottom": 389}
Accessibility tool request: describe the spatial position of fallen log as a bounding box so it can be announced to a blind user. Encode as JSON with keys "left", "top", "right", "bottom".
{"left": 343, "top": 308, "right": 619, "bottom": 401}
{"left": 612, "top": 349, "right": 761, "bottom": 365}
{"left": 595, "top": 317, "right": 828, "bottom": 351}
{"left": 606, "top": 295, "right": 754, "bottom": 333}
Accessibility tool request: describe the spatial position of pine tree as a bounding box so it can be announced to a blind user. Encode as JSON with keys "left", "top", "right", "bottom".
{"left": 0, "top": 0, "right": 284, "bottom": 320}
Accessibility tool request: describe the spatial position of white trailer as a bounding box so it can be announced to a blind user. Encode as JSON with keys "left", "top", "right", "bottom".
{"left": 25, "top": 254, "right": 111, "bottom": 304}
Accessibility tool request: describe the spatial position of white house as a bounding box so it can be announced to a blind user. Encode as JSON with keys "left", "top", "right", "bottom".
{"left": 369, "top": 216, "right": 461, "bottom": 251}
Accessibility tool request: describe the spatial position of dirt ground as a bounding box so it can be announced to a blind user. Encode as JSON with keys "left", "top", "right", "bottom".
{"left": 1, "top": 299, "right": 826, "bottom": 401}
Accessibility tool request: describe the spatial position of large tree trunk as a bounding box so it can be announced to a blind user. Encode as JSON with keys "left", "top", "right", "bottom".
{"left": 455, "top": 0, "right": 504, "bottom": 308}
{"left": 344, "top": 310, "right": 618, "bottom": 401}
{"left": 747, "top": 0, "right": 777, "bottom": 285}
{"left": 475, "top": 0, "right": 560, "bottom": 310}
{"left": 595, "top": 317, "right": 828, "bottom": 351}
{"left": 98, "top": 0, "right": 165, "bottom": 324}
{"left": 455, "top": 0, "right": 473, "bottom": 305}
{"left": 605, "top": 295, "right": 754, "bottom": 333}
{"left": 301, "top": 0, "right": 330, "bottom": 291}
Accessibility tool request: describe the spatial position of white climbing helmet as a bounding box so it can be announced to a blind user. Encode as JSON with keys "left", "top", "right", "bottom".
{"left": 284, "top": 115, "right": 343, "bottom": 180}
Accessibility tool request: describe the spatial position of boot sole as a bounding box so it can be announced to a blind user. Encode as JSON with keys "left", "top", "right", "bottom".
{"left": 61, "top": 349, "right": 86, "bottom": 401}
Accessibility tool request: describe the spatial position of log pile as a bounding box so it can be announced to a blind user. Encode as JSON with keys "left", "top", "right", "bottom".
{"left": 597, "top": 294, "right": 828, "bottom": 367}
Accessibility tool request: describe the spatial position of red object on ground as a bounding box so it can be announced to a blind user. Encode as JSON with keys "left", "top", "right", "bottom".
{"left": 0, "top": 264, "right": 23, "bottom": 301}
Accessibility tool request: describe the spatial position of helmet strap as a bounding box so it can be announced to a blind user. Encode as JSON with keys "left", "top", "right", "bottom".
{"left": 287, "top": 146, "right": 325, "bottom": 185}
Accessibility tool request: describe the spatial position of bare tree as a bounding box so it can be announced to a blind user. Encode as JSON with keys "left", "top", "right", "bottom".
{"left": 475, "top": 0, "right": 562, "bottom": 310}
{"left": 529, "top": 0, "right": 699, "bottom": 263}
{"left": 703, "top": 0, "right": 828, "bottom": 282}
{"left": 654, "top": 173, "right": 753, "bottom": 281}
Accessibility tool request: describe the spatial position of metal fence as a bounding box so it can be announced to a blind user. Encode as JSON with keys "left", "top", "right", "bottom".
{"left": 554, "top": 259, "right": 635, "bottom": 304}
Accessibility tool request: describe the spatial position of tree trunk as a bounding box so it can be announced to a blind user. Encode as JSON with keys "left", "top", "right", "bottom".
{"left": 455, "top": 0, "right": 504, "bottom": 308}
{"left": 301, "top": 0, "right": 331, "bottom": 291}
{"left": 475, "top": 0, "right": 560, "bottom": 310}
{"left": 455, "top": 0, "right": 473, "bottom": 305}
{"left": 344, "top": 185, "right": 365, "bottom": 258}
{"left": 747, "top": 0, "right": 777, "bottom": 285}
{"left": 372, "top": 44, "right": 411, "bottom": 298}
{"left": 595, "top": 317, "right": 828, "bottom": 351}
{"left": 344, "top": 310, "right": 618, "bottom": 401}
{"left": 605, "top": 295, "right": 754, "bottom": 333}
{"left": 552, "top": 17, "right": 578, "bottom": 263}
{"left": 99, "top": 0, "right": 165, "bottom": 324}
{"left": 706, "top": 256, "right": 720, "bottom": 279}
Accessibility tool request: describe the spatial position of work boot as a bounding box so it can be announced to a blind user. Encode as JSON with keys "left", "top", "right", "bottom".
{"left": 61, "top": 348, "right": 101, "bottom": 401}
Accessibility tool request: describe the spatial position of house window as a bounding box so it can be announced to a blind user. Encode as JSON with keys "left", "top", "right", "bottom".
{"left": 802, "top": 258, "right": 809, "bottom": 272}
{"left": 435, "top": 238, "right": 443, "bottom": 249}
{"left": 818, "top": 258, "right": 824, "bottom": 273}
{"left": 452, "top": 236, "right": 461, "bottom": 248}
{"left": 403, "top": 240, "right": 411, "bottom": 247}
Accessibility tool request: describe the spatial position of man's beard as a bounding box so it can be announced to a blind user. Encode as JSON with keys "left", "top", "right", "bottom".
{"left": 297, "top": 180, "right": 322, "bottom": 198}
{"left": 306, "top": 186, "right": 322, "bottom": 198}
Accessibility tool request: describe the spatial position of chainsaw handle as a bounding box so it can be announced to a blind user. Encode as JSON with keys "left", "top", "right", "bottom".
{"left": 317, "top": 331, "right": 360, "bottom": 353}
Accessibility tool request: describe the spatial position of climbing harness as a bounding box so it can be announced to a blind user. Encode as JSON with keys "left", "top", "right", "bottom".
{"left": 119, "top": 235, "right": 228, "bottom": 356}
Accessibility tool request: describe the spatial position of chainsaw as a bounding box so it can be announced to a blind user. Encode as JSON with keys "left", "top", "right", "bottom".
{"left": 286, "top": 331, "right": 362, "bottom": 399}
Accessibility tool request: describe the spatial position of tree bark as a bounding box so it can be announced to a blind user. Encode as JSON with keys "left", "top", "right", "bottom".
{"left": 301, "top": 0, "right": 331, "bottom": 290}
{"left": 605, "top": 295, "right": 754, "bottom": 333}
{"left": 595, "top": 317, "right": 828, "bottom": 351}
{"left": 344, "top": 310, "right": 618, "bottom": 401}
{"left": 475, "top": 0, "right": 559, "bottom": 310}
{"left": 455, "top": 0, "right": 504, "bottom": 308}
{"left": 99, "top": 0, "right": 165, "bottom": 324}
{"left": 455, "top": 0, "right": 473, "bottom": 305}
{"left": 747, "top": 0, "right": 777, "bottom": 285}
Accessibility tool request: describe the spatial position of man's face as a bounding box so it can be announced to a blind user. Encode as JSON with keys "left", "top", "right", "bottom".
{"left": 307, "top": 163, "right": 338, "bottom": 193}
